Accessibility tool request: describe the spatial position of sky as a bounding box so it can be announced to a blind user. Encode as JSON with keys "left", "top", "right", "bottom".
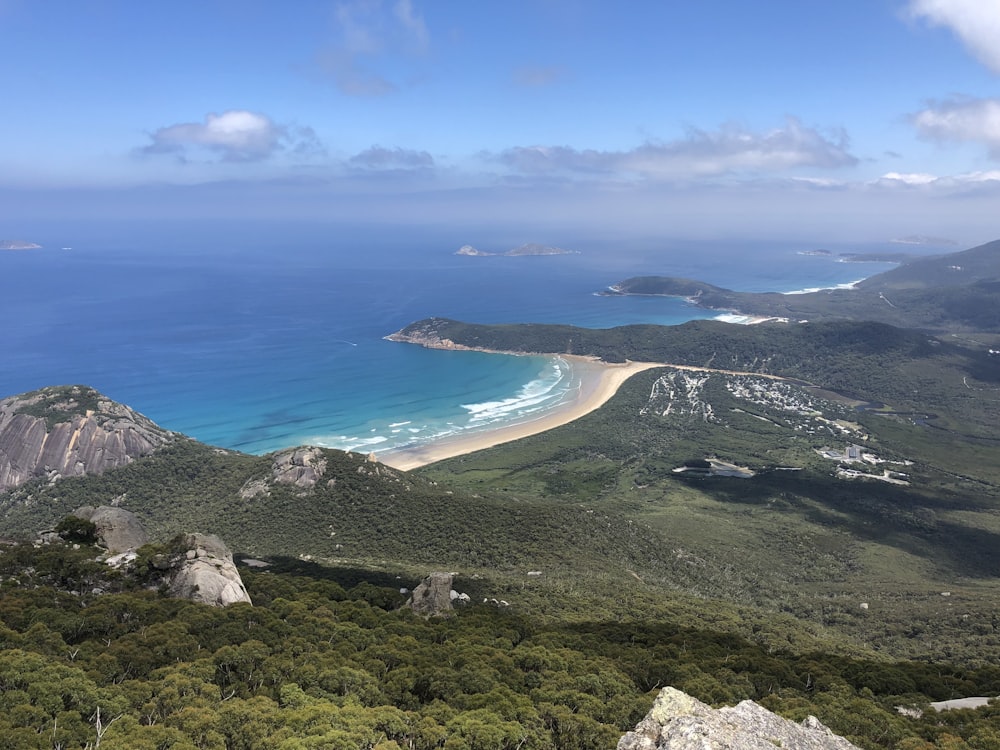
{"left": 1, "top": 0, "right": 999, "bottom": 243}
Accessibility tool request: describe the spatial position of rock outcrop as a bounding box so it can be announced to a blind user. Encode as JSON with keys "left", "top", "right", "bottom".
{"left": 271, "top": 446, "right": 328, "bottom": 488}
{"left": 71, "top": 505, "right": 149, "bottom": 554}
{"left": 0, "top": 386, "right": 172, "bottom": 492}
{"left": 618, "top": 687, "right": 859, "bottom": 750}
{"left": 407, "top": 572, "right": 455, "bottom": 616}
{"left": 164, "top": 533, "right": 252, "bottom": 607}
{"left": 240, "top": 446, "right": 330, "bottom": 499}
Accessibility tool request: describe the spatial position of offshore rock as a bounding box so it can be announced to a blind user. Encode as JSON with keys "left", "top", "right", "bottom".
{"left": 0, "top": 385, "right": 172, "bottom": 493}
{"left": 0, "top": 240, "right": 42, "bottom": 250}
{"left": 165, "top": 533, "right": 252, "bottom": 607}
{"left": 618, "top": 687, "right": 859, "bottom": 750}
{"left": 71, "top": 505, "right": 149, "bottom": 554}
{"left": 407, "top": 572, "right": 454, "bottom": 616}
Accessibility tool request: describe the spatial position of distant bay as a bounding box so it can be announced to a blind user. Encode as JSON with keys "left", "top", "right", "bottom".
{"left": 0, "top": 221, "right": 912, "bottom": 456}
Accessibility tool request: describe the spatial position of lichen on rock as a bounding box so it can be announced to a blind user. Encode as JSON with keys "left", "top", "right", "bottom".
{"left": 618, "top": 686, "right": 860, "bottom": 750}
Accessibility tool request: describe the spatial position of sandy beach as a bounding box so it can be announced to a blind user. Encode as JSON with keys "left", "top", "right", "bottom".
{"left": 379, "top": 356, "right": 661, "bottom": 470}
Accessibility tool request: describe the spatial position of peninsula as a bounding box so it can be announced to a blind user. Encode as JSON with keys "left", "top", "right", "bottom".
{"left": 601, "top": 238, "right": 1000, "bottom": 333}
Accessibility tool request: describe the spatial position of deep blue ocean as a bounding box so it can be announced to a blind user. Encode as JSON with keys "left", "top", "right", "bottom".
{"left": 1, "top": 221, "right": 914, "bottom": 458}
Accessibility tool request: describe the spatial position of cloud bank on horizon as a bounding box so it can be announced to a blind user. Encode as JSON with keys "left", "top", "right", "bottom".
{"left": 1, "top": 0, "right": 999, "bottom": 242}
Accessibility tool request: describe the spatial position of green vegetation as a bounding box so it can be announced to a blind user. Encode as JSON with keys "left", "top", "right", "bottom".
{"left": 10, "top": 385, "right": 108, "bottom": 429}
{"left": 395, "top": 317, "right": 1000, "bottom": 435}
{"left": 3, "top": 241, "right": 1000, "bottom": 747}
{"left": 604, "top": 239, "right": 1000, "bottom": 333}
{"left": 4, "top": 542, "right": 1000, "bottom": 749}
{"left": 54, "top": 514, "right": 98, "bottom": 545}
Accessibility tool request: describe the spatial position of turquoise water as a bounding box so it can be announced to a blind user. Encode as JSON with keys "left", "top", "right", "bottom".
{"left": 0, "top": 222, "right": 905, "bottom": 456}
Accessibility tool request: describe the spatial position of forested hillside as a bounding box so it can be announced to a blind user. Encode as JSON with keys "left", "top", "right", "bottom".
{"left": 5, "top": 541, "right": 1000, "bottom": 749}
{"left": 4, "top": 315, "right": 1000, "bottom": 748}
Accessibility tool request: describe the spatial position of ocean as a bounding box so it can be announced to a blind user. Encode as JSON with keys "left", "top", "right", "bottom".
{"left": 0, "top": 221, "right": 911, "bottom": 458}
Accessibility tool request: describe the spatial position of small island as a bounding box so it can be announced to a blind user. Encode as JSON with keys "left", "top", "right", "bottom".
{"left": 891, "top": 234, "right": 957, "bottom": 246}
{"left": 456, "top": 242, "right": 579, "bottom": 257}
{"left": 0, "top": 240, "right": 42, "bottom": 251}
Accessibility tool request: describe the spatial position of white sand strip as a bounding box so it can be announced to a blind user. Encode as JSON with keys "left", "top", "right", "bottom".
{"left": 380, "top": 356, "right": 660, "bottom": 470}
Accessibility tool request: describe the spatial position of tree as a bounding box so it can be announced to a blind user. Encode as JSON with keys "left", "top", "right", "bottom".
{"left": 55, "top": 515, "right": 98, "bottom": 545}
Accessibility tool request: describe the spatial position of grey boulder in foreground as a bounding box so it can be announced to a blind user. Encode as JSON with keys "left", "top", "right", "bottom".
{"left": 618, "top": 686, "right": 859, "bottom": 750}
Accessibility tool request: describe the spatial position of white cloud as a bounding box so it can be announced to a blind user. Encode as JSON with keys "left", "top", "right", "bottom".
{"left": 912, "top": 97, "right": 1000, "bottom": 157}
{"left": 874, "top": 169, "right": 1000, "bottom": 187}
{"left": 908, "top": 0, "right": 1000, "bottom": 74}
{"left": 321, "top": 0, "right": 429, "bottom": 96}
{"left": 498, "top": 118, "right": 857, "bottom": 180}
{"left": 349, "top": 145, "right": 434, "bottom": 169}
{"left": 877, "top": 172, "right": 940, "bottom": 185}
{"left": 143, "top": 110, "right": 320, "bottom": 162}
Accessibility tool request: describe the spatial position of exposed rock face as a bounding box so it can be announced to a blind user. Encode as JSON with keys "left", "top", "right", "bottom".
{"left": 407, "top": 572, "right": 454, "bottom": 616}
{"left": 241, "top": 447, "right": 330, "bottom": 499}
{"left": 0, "top": 386, "right": 172, "bottom": 492}
{"left": 385, "top": 318, "right": 477, "bottom": 351}
{"left": 618, "top": 687, "right": 859, "bottom": 750}
{"left": 71, "top": 505, "right": 149, "bottom": 554}
{"left": 271, "top": 447, "right": 327, "bottom": 488}
{"left": 165, "top": 533, "right": 252, "bottom": 607}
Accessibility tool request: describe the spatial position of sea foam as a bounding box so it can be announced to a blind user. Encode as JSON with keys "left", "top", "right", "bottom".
{"left": 460, "top": 359, "right": 571, "bottom": 425}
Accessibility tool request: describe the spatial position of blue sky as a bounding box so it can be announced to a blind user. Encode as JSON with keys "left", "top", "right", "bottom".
{"left": 2, "top": 0, "right": 999, "bottom": 243}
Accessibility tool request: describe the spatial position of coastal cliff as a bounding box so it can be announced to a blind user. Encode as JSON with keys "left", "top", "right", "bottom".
{"left": 0, "top": 385, "right": 173, "bottom": 492}
{"left": 386, "top": 318, "right": 487, "bottom": 351}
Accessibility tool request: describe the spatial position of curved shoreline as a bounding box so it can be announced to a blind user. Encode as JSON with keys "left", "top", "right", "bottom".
{"left": 378, "top": 355, "right": 661, "bottom": 470}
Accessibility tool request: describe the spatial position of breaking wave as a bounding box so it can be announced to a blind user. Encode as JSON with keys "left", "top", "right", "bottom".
{"left": 460, "top": 359, "right": 572, "bottom": 426}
